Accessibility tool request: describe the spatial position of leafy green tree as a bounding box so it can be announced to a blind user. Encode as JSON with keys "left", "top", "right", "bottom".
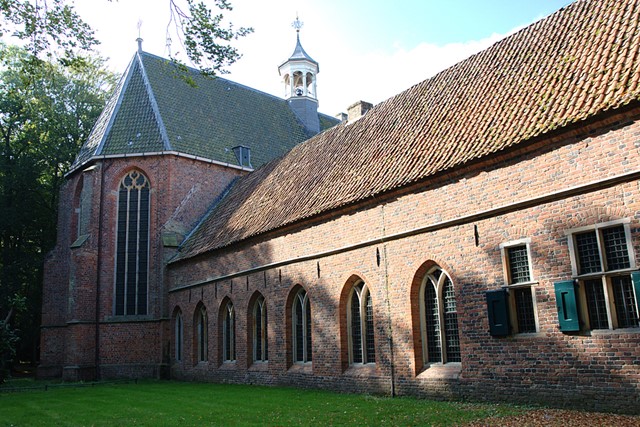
{"left": 0, "top": 0, "right": 253, "bottom": 75}
{"left": 0, "top": 45, "right": 117, "bottom": 374}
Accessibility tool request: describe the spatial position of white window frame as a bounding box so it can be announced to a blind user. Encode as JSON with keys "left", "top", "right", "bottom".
{"left": 499, "top": 238, "right": 539, "bottom": 333}
{"left": 565, "top": 219, "right": 638, "bottom": 330}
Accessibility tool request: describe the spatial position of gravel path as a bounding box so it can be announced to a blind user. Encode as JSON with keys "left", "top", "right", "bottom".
{"left": 463, "top": 409, "right": 640, "bottom": 426}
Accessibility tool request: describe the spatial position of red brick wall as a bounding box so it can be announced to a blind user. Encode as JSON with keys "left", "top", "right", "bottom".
{"left": 167, "top": 108, "right": 640, "bottom": 413}
{"left": 39, "top": 154, "right": 245, "bottom": 379}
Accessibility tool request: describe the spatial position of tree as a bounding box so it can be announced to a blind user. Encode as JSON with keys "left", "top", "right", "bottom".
{"left": 0, "top": 44, "right": 117, "bottom": 377}
{"left": 0, "top": 0, "right": 253, "bottom": 75}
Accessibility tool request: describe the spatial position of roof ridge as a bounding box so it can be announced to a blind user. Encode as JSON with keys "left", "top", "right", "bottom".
{"left": 92, "top": 54, "right": 138, "bottom": 159}
{"left": 136, "top": 52, "right": 172, "bottom": 151}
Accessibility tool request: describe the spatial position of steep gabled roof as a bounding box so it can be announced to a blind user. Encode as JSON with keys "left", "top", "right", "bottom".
{"left": 70, "top": 52, "right": 339, "bottom": 173}
{"left": 175, "top": 0, "right": 640, "bottom": 262}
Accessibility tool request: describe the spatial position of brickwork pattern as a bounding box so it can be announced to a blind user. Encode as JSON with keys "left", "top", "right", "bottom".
{"left": 167, "top": 110, "right": 640, "bottom": 414}
{"left": 39, "top": 154, "right": 245, "bottom": 378}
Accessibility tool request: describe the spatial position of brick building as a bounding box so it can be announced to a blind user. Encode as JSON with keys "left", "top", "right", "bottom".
{"left": 41, "top": 0, "right": 640, "bottom": 413}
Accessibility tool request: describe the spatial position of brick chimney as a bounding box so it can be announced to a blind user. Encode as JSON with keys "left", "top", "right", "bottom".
{"left": 347, "top": 101, "right": 373, "bottom": 122}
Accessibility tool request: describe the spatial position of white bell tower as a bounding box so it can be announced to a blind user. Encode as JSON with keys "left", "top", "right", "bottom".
{"left": 279, "top": 16, "right": 320, "bottom": 134}
{"left": 278, "top": 16, "right": 319, "bottom": 100}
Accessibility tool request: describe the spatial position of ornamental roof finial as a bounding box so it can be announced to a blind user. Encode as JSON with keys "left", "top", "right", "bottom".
{"left": 292, "top": 14, "right": 303, "bottom": 33}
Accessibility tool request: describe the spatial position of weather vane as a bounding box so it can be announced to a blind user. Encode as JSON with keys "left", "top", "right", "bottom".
{"left": 292, "top": 14, "right": 303, "bottom": 33}
{"left": 137, "top": 19, "right": 143, "bottom": 38}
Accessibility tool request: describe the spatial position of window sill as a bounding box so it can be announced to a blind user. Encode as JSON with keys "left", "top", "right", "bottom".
{"left": 511, "top": 331, "right": 544, "bottom": 339}
{"left": 573, "top": 268, "right": 637, "bottom": 280}
{"left": 70, "top": 234, "right": 90, "bottom": 249}
{"left": 249, "top": 361, "right": 268, "bottom": 371}
{"left": 344, "top": 363, "right": 376, "bottom": 377}
{"left": 589, "top": 327, "right": 640, "bottom": 336}
{"left": 502, "top": 281, "right": 538, "bottom": 288}
{"left": 288, "top": 363, "right": 312, "bottom": 374}
{"left": 417, "top": 362, "right": 461, "bottom": 379}
{"left": 220, "top": 361, "right": 237, "bottom": 370}
{"left": 103, "top": 315, "right": 156, "bottom": 323}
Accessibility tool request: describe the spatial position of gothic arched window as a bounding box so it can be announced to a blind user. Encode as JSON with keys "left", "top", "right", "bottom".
{"left": 174, "top": 310, "right": 183, "bottom": 362}
{"left": 421, "top": 267, "right": 461, "bottom": 364}
{"left": 292, "top": 288, "right": 312, "bottom": 363}
{"left": 114, "top": 170, "right": 150, "bottom": 316}
{"left": 222, "top": 301, "right": 236, "bottom": 362}
{"left": 348, "top": 281, "right": 375, "bottom": 364}
{"left": 196, "top": 305, "right": 208, "bottom": 363}
{"left": 253, "top": 295, "right": 268, "bottom": 363}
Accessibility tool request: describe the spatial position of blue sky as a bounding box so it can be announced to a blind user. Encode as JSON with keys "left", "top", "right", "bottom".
{"left": 72, "top": 0, "right": 573, "bottom": 115}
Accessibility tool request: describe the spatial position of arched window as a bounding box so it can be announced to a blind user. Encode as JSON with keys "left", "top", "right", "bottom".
{"left": 195, "top": 305, "right": 208, "bottom": 363}
{"left": 174, "top": 310, "right": 183, "bottom": 362}
{"left": 421, "top": 267, "right": 460, "bottom": 364}
{"left": 253, "top": 295, "right": 268, "bottom": 363}
{"left": 293, "top": 288, "right": 312, "bottom": 363}
{"left": 222, "top": 301, "right": 236, "bottom": 362}
{"left": 348, "top": 282, "right": 375, "bottom": 364}
{"left": 114, "top": 170, "right": 150, "bottom": 316}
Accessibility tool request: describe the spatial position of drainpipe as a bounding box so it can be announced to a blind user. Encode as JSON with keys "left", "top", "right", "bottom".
{"left": 380, "top": 204, "right": 396, "bottom": 397}
{"left": 94, "top": 161, "right": 107, "bottom": 380}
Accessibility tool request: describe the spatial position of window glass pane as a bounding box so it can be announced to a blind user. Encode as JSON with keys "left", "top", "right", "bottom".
{"left": 584, "top": 279, "right": 609, "bottom": 329}
{"left": 602, "top": 226, "right": 630, "bottom": 271}
{"left": 424, "top": 279, "right": 442, "bottom": 363}
{"left": 507, "top": 245, "right": 531, "bottom": 283}
{"left": 198, "top": 309, "right": 207, "bottom": 361}
{"left": 513, "top": 287, "right": 536, "bottom": 333}
{"left": 175, "top": 313, "right": 182, "bottom": 361}
{"left": 224, "top": 306, "right": 233, "bottom": 361}
{"left": 264, "top": 303, "right": 268, "bottom": 361}
{"left": 295, "top": 295, "right": 304, "bottom": 362}
{"left": 443, "top": 278, "right": 460, "bottom": 362}
{"left": 255, "top": 302, "right": 263, "bottom": 362}
{"left": 350, "top": 290, "right": 362, "bottom": 364}
{"left": 365, "top": 292, "right": 375, "bottom": 363}
{"left": 612, "top": 276, "right": 639, "bottom": 328}
{"left": 114, "top": 171, "right": 149, "bottom": 316}
{"left": 305, "top": 299, "right": 312, "bottom": 362}
{"left": 575, "top": 231, "right": 602, "bottom": 275}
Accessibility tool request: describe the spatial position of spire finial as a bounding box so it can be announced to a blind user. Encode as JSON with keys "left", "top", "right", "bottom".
{"left": 136, "top": 19, "right": 143, "bottom": 53}
{"left": 292, "top": 14, "right": 303, "bottom": 33}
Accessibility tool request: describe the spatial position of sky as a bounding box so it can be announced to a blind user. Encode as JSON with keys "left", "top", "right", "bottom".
{"left": 69, "top": 0, "right": 573, "bottom": 116}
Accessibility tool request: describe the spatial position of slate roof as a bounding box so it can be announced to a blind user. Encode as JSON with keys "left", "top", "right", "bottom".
{"left": 173, "top": 0, "right": 640, "bottom": 262}
{"left": 281, "top": 33, "right": 319, "bottom": 69}
{"left": 70, "top": 52, "right": 339, "bottom": 172}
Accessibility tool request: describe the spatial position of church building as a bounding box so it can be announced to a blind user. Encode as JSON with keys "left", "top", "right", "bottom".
{"left": 40, "top": 0, "right": 640, "bottom": 413}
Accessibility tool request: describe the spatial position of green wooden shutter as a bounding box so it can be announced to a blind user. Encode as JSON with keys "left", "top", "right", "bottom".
{"left": 486, "top": 289, "right": 510, "bottom": 336}
{"left": 554, "top": 280, "right": 580, "bottom": 332}
{"left": 631, "top": 272, "right": 640, "bottom": 314}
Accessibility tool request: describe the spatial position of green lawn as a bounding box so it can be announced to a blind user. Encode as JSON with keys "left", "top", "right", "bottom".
{"left": 0, "top": 380, "right": 521, "bottom": 426}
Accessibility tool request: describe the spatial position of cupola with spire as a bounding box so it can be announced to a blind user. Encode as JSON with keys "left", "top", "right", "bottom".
{"left": 279, "top": 16, "right": 320, "bottom": 135}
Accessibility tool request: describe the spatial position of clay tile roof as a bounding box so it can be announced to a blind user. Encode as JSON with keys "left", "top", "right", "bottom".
{"left": 69, "top": 52, "right": 339, "bottom": 173}
{"left": 174, "top": 0, "right": 640, "bottom": 262}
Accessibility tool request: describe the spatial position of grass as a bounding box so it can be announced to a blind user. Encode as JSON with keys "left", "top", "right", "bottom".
{"left": 0, "top": 379, "right": 522, "bottom": 426}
